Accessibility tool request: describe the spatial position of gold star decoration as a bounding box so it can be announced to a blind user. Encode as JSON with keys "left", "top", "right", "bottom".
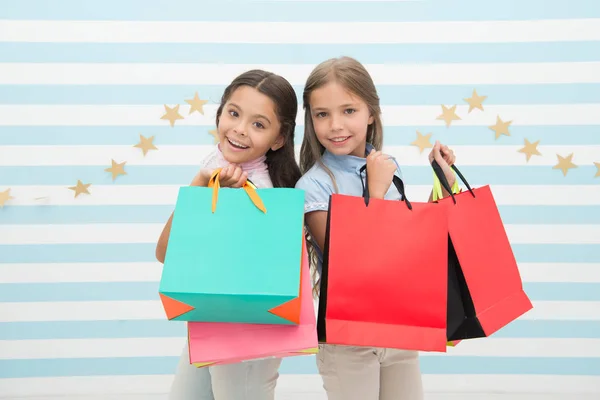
{"left": 160, "top": 104, "right": 184, "bottom": 127}
{"left": 105, "top": 159, "right": 127, "bottom": 181}
{"left": 208, "top": 129, "right": 219, "bottom": 144}
{"left": 553, "top": 153, "right": 577, "bottom": 177}
{"left": 489, "top": 115, "right": 512, "bottom": 140}
{"left": 436, "top": 105, "right": 461, "bottom": 127}
{"left": 518, "top": 138, "right": 542, "bottom": 162}
{"left": 68, "top": 180, "right": 91, "bottom": 198}
{"left": 185, "top": 92, "right": 209, "bottom": 115}
{"left": 594, "top": 162, "right": 600, "bottom": 178}
{"left": 464, "top": 89, "right": 487, "bottom": 113}
{"left": 411, "top": 131, "right": 433, "bottom": 153}
{"left": 134, "top": 134, "right": 158, "bottom": 156}
{"left": 0, "top": 188, "right": 15, "bottom": 208}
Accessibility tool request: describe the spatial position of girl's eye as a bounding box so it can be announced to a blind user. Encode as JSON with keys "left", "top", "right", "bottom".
{"left": 345, "top": 108, "right": 356, "bottom": 114}
{"left": 229, "top": 110, "right": 239, "bottom": 117}
{"left": 254, "top": 122, "right": 265, "bottom": 129}
{"left": 316, "top": 112, "right": 327, "bottom": 118}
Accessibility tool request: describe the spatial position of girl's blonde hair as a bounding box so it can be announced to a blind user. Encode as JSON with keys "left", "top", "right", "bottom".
{"left": 299, "top": 56, "right": 384, "bottom": 296}
{"left": 299, "top": 56, "right": 384, "bottom": 193}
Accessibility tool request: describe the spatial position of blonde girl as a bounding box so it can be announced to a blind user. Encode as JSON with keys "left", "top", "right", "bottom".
{"left": 295, "top": 56, "right": 457, "bottom": 400}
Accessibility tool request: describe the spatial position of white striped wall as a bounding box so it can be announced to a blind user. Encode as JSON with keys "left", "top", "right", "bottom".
{"left": 1, "top": 0, "right": 600, "bottom": 398}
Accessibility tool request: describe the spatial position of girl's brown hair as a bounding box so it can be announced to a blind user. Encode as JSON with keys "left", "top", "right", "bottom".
{"left": 215, "top": 69, "right": 301, "bottom": 188}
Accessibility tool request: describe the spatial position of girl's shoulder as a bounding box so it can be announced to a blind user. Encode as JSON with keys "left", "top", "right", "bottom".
{"left": 295, "top": 162, "right": 336, "bottom": 194}
{"left": 295, "top": 163, "right": 337, "bottom": 213}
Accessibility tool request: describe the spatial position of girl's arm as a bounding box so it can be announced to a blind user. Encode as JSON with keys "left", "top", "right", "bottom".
{"left": 155, "top": 212, "right": 176, "bottom": 264}
{"left": 155, "top": 170, "right": 209, "bottom": 264}
{"left": 305, "top": 211, "right": 328, "bottom": 252}
{"left": 427, "top": 141, "right": 456, "bottom": 202}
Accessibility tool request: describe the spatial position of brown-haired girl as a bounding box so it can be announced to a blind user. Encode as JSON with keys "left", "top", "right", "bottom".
{"left": 157, "top": 69, "right": 301, "bottom": 400}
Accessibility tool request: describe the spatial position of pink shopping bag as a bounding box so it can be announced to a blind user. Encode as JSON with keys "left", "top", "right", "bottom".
{"left": 187, "top": 237, "right": 318, "bottom": 367}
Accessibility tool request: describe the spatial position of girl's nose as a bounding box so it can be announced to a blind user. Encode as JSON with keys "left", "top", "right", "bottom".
{"left": 330, "top": 115, "right": 343, "bottom": 131}
{"left": 233, "top": 123, "right": 247, "bottom": 136}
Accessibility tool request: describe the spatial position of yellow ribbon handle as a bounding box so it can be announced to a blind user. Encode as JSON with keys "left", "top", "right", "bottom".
{"left": 432, "top": 169, "right": 460, "bottom": 202}
{"left": 207, "top": 168, "right": 267, "bottom": 214}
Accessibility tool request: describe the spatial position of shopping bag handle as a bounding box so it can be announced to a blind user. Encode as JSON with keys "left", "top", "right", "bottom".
{"left": 359, "top": 164, "right": 413, "bottom": 210}
{"left": 207, "top": 168, "right": 267, "bottom": 214}
{"left": 431, "top": 160, "right": 476, "bottom": 204}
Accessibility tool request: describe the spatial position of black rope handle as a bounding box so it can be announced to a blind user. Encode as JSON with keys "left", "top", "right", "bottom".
{"left": 359, "top": 164, "right": 412, "bottom": 210}
{"left": 450, "top": 165, "right": 475, "bottom": 197}
{"left": 431, "top": 160, "right": 476, "bottom": 203}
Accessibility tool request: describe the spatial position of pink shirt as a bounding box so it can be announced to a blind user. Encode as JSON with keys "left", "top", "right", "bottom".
{"left": 200, "top": 144, "right": 273, "bottom": 188}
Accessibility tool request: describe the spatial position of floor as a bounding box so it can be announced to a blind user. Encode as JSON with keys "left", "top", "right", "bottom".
{"left": 2, "top": 375, "right": 598, "bottom": 399}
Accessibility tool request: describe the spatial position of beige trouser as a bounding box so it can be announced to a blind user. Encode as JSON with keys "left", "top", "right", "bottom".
{"left": 169, "top": 345, "right": 282, "bottom": 400}
{"left": 316, "top": 344, "right": 424, "bottom": 400}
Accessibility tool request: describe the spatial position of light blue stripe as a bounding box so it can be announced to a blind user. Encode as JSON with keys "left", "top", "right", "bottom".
{"left": 3, "top": 84, "right": 600, "bottom": 105}
{"left": 0, "top": 356, "right": 599, "bottom": 378}
{"left": 0, "top": 244, "right": 598, "bottom": 264}
{"left": 0, "top": 244, "right": 158, "bottom": 263}
{"left": 0, "top": 320, "right": 186, "bottom": 340}
{"left": 2, "top": 320, "right": 600, "bottom": 341}
{"left": 1, "top": 126, "right": 599, "bottom": 146}
{"left": 1, "top": 165, "right": 597, "bottom": 186}
{"left": 0, "top": 282, "right": 593, "bottom": 303}
{"left": 2, "top": 42, "right": 600, "bottom": 64}
{"left": 523, "top": 283, "right": 600, "bottom": 301}
{"left": 1, "top": 0, "right": 599, "bottom": 21}
{"left": 3, "top": 205, "right": 600, "bottom": 225}
{"left": 492, "top": 320, "right": 600, "bottom": 338}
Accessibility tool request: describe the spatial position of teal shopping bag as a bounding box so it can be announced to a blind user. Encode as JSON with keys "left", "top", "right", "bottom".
{"left": 159, "top": 169, "right": 305, "bottom": 325}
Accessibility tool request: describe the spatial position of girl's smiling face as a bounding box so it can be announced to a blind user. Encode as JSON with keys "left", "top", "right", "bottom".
{"left": 218, "top": 85, "right": 284, "bottom": 164}
{"left": 309, "top": 81, "right": 374, "bottom": 158}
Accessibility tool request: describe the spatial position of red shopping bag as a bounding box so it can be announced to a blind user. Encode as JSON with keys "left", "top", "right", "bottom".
{"left": 432, "top": 161, "right": 533, "bottom": 340}
{"left": 317, "top": 165, "right": 451, "bottom": 352}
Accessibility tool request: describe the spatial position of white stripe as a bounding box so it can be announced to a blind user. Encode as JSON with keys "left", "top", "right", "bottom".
{"left": 0, "top": 104, "right": 598, "bottom": 127}
{"left": 524, "top": 301, "right": 600, "bottom": 320}
{"left": 2, "top": 19, "right": 598, "bottom": 43}
{"left": 2, "top": 262, "right": 599, "bottom": 284}
{"left": 0, "top": 375, "right": 599, "bottom": 397}
{"left": 0, "top": 263, "right": 163, "bottom": 284}
{"left": 518, "top": 263, "right": 600, "bottom": 283}
{"left": 0, "top": 223, "right": 597, "bottom": 245}
{"left": 0, "top": 337, "right": 598, "bottom": 360}
{"left": 1, "top": 62, "right": 598, "bottom": 85}
{"left": 0, "top": 337, "right": 187, "bottom": 360}
{"left": 2, "top": 145, "right": 599, "bottom": 167}
{"left": 0, "top": 375, "right": 175, "bottom": 397}
{"left": 505, "top": 225, "right": 600, "bottom": 245}
{"left": 421, "top": 375, "right": 600, "bottom": 394}
{"left": 0, "top": 300, "right": 595, "bottom": 322}
{"left": 7, "top": 185, "right": 600, "bottom": 206}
